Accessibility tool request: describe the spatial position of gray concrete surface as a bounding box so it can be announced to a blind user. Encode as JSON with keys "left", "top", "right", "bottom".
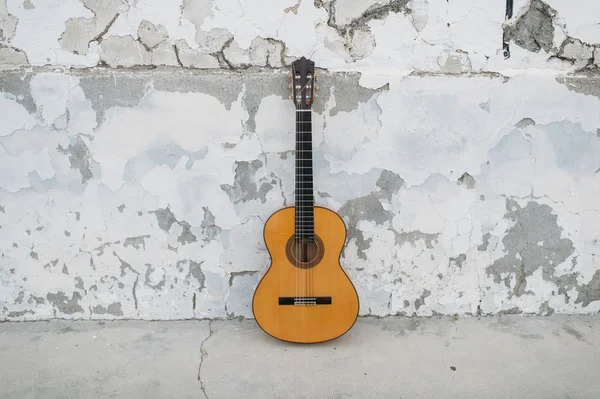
{"left": 0, "top": 315, "right": 599, "bottom": 398}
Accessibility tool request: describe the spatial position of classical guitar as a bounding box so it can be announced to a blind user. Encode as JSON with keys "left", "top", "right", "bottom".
{"left": 252, "top": 57, "right": 359, "bottom": 343}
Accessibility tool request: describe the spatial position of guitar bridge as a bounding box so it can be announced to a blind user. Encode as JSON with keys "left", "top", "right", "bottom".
{"left": 278, "top": 297, "right": 332, "bottom": 306}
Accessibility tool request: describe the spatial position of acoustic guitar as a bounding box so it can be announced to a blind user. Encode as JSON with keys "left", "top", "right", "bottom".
{"left": 252, "top": 57, "right": 359, "bottom": 343}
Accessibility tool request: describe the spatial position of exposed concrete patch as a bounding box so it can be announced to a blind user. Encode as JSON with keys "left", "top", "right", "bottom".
{"left": 43, "top": 259, "right": 59, "bottom": 269}
{"left": 123, "top": 235, "right": 150, "bottom": 250}
{"left": 325, "top": 73, "right": 384, "bottom": 116}
{"left": 339, "top": 193, "right": 393, "bottom": 260}
{"left": 539, "top": 301, "right": 555, "bottom": 315}
{"left": 414, "top": 289, "right": 431, "bottom": 311}
{"left": 201, "top": 207, "right": 222, "bottom": 243}
{"left": 330, "top": 0, "right": 410, "bottom": 34}
{"left": 478, "top": 233, "right": 491, "bottom": 251}
{"left": 503, "top": 0, "right": 556, "bottom": 53}
{"left": 144, "top": 264, "right": 166, "bottom": 291}
{"left": 151, "top": 72, "right": 242, "bottom": 111}
{"left": 221, "top": 160, "right": 273, "bottom": 204}
{"left": 243, "top": 74, "right": 290, "bottom": 132}
{"left": 516, "top": 118, "right": 536, "bottom": 128}
{"left": 457, "top": 172, "right": 475, "bottom": 189}
{"left": 574, "top": 270, "right": 600, "bottom": 307}
{"left": 14, "top": 291, "right": 24, "bottom": 304}
{"left": 47, "top": 291, "right": 85, "bottom": 315}
{"left": 178, "top": 221, "right": 197, "bottom": 245}
{"left": 92, "top": 302, "right": 124, "bottom": 316}
{"left": 449, "top": 254, "right": 467, "bottom": 269}
{"left": 186, "top": 260, "right": 205, "bottom": 290}
{"left": 555, "top": 76, "right": 600, "bottom": 101}
{"left": 0, "top": 45, "right": 29, "bottom": 69}
{"left": 151, "top": 207, "right": 197, "bottom": 244}
{"left": 393, "top": 230, "right": 438, "bottom": 249}
{"left": 486, "top": 199, "right": 575, "bottom": 297}
{"left": 79, "top": 74, "right": 147, "bottom": 127}
{"left": 74, "top": 277, "right": 85, "bottom": 290}
{"left": 57, "top": 136, "right": 95, "bottom": 183}
{"left": 152, "top": 207, "right": 178, "bottom": 232}
{"left": 28, "top": 295, "right": 44, "bottom": 305}
{"left": 59, "top": 0, "right": 127, "bottom": 55}
{"left": 338, "top": 169, "right": 409, "bottom": 259}
{"left": 7, "top": 310, "right": 34, "bottom": 317}
{"left": 375, "top": 169, "right": 404, "bottom": 201}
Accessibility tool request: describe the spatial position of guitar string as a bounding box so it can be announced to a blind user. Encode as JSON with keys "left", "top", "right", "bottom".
{"left": 295, "top": 66, "right": 299, "bottom": 304}
{"left": 295, "top": 70, "right": 316, "bottom": 305}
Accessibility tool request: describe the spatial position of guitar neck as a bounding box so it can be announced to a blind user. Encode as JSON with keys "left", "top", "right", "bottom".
{"left": 295, "top": 108, "right": 314, "bottom": 239}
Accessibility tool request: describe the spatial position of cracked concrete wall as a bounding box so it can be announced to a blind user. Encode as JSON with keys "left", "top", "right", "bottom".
{"left": 1, "top": 0, "right": 600, "bottom": 73}
{"left": 1, "top": 0, "right": 600, "bottom": 320}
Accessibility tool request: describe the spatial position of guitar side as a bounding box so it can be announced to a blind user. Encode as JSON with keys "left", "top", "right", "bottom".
{"left": 252, "top": 206, "right": 359, "bottom": 344}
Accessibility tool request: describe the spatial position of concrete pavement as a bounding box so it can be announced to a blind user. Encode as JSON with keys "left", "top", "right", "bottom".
{"left": 1, "top": 315, "right": 599, "bottom": 398}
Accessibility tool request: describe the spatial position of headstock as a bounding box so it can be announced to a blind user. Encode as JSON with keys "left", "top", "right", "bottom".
{"left": 290, "top": 57, "right": 316, "bottom": 109}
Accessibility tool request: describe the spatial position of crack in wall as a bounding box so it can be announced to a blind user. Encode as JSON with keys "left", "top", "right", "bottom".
{"left": 503, "top": 0, "right": 514, "bottom": 58}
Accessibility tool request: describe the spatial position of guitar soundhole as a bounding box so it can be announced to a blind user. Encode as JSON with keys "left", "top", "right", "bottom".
{"left": 285, "top": 235, "right": 324, "bottom": 269}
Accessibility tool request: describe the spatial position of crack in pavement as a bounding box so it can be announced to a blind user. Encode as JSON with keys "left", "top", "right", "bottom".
{"left": 197, "top": 320, "right": 214, "bottom": 398}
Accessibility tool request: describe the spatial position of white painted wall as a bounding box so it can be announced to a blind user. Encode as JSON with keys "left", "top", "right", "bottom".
{"left": 1, "top": 0, "right": 599, "bottom": 320}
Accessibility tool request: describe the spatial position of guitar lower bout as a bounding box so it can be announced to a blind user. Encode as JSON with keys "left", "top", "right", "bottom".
{"left": 252, "top": 206, "right": 359, "bottom": 344}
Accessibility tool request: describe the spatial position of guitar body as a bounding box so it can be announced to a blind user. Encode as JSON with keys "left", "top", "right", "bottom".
{"left": 253, "top": 206, "right": 359, "bottom": 343}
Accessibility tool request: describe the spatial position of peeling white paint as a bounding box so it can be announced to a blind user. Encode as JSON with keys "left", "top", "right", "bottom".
{"left": 1, "top": 0, "right": 600, "bottom": 321}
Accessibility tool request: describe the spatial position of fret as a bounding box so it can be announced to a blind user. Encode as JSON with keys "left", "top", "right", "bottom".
{"left": 296, "top": 109, "right": 311, "bottom": 112}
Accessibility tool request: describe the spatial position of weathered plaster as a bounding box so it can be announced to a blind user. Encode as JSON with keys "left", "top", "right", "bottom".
{"left": 1, "top": 0, "right": 600, "bottom": 321}
{"left": 2, "top": 0, "right": 599, "bottom": 76}
{"left": 1, "top": 69, "right": 599, "bottom": 321}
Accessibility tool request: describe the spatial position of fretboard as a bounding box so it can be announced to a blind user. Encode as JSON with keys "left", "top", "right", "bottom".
{"left": 295, "top": 108, "right": 314, "bottom": 239}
